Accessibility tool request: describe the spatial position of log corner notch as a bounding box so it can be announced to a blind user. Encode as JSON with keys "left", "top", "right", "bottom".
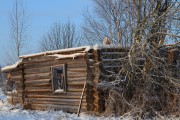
{"left": 20, "top": 63, "right": 27, "bottom": 109}
{"left": 85, "top": 48, "right": 96, "bottom": 114}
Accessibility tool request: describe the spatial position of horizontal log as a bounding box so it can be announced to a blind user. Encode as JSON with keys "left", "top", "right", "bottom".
{"left": 28, "top": 101, "right": 87, "bottom": 107}
{"left": 68, "top": 85, "right": 84, "bottom": 89}
{"left": 29, "top": 103, "right": 86, "bottom": 112}
{"left": 10, "top": 71, "right": 22, "bottom": 76}
{"left": 25, "top": 88, "right": 86, "bottom": 94}
{"left": 26, "top": 83, "right": 51, "bottom": 87}
{"left": 25, "top": 86, "right": 52, "bottom": 90}
{"left": 23, "top": 56, "right": 55, "bottom": 64}
{"left": 29, "top": 101, "right": 87, "bottom": 108}
{"left": 67, "top": 68, "right": 87, "bottom": 72}
{"left": 68, "top": 88, "right": 86, "bottom": 92}
{"left": 67, "top": 63, "right": 87, "bottom": 68}
{"left": 27, "top": 94, "right": 86, "bottom": 99}
{"left": 21, "top": 47, "right": 86, "bottom": 58}
{"left": 25, "top": 88, "right": 52, "bottom": 92}
{"left": 68, "top": 81, "right": 86, "bottom": 85}
{"left": 27, "top": 97, "right": 86, "bottom": 102}
{"left": 25, "top": 79, "right": 51, "bottom": 84}
{"left": 67, "top": 74, "right": 87, "bottom": 78}
{"left": 11, "top": 75, "right": 22, "bottom": 80}
{"left": 68, "top": 77, "right": 86, "bottom": 81}
{"left": 25, "top": 73, "right": 50, "bottom": 79}
{"left": 26, "top": 91, "right": 84, "bottom": 96}
{"left": 23, "top": 57, "right": 86, "bottom": 65}
{"left": 67, "top": 71, "right": 87, "bottom": 76}
{"left": 24, "top": 66, "right": 50, "bottom": 74}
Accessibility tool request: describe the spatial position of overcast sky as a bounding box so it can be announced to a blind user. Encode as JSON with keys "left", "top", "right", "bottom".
{"left": 0, "top": 0, "right": 93, "bottom": 66}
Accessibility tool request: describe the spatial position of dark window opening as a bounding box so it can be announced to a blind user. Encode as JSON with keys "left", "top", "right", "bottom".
{"left": 51, "top": 65, "right": 66, "bottom": 93}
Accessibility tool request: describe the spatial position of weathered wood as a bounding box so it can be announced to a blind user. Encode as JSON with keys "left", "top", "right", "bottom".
{"left": 68, "top": 81, "right": 86, "bottom": 85}
{"left": 23, "top": 58, "right": 86, "bottom": 68}
{"left": 67, "top": 63, "right": 87, "bottom": 68}
{"left": 25, "top": 88, "right": 52, "bottom": 92}
{"left": 11, "top": 75, "right": 22, "bottom": 80}
{"left": 26, "top": 83, "right": 51, "bottom": 87}
{"left": 68, "top": 88, "right": 87, "bottom": 92}
{"left": 24, "top": 66, "right": 50, "bottom": 74}
{"left": 78, "top": 82, "right": 86, "bottom": 117}
{"left": 67, "top": 71, "right": 87, "bottom": 76}
{"left": 25, "top": 73, "right": 50, "bottom": 79}
{"left": 25, "top": 86, "right": 51, "bottom": 90}
{"left": 23, "top": 56, "right": 86, "bottom": 64}
{"left": 20, "top": 47, "right": 86, "bottom": 58}
{"left": 29, "top": 103, "right": 86, "bottom": 112}
{"left": 67, "top": 68, "right": 87, "bottom": 72}
{"left": 26, "top": 91, "right": 85, "bottom": 96}
{"left": 27, "top": 97, "right": 86, "bottom": 102}
{"left": 25, "top": 79, "right": 51, "bottom": 84}
{"left": 27, "top": 94, "right": 86, "bottom": 99}
{"left": 22, "top": 56, "right": 56, "bottom": 64}
{"left": 29, "top": 101, "right": 87, "bottom": 107}
{"left": 67, "top": 74, "right": 87, "bottom": 78}
{"left": 10, "top": 71, "right": 22, "bottom": 76}
{"left": 68, "top": 77, "right": 86, "bottom": 81}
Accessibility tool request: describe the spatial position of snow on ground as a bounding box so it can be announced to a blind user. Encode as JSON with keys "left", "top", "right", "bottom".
{"left": 0, "top": 89, "right": 119, "bottom": 120}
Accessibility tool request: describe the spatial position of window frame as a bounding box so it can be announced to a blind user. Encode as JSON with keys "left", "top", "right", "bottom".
{"left": 51, "top": 64, "right": 67, "bottom": 93}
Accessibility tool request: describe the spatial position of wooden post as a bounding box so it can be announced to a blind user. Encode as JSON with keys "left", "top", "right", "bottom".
{"left": 77, "top": 82, "right": 86, "bottom": 117}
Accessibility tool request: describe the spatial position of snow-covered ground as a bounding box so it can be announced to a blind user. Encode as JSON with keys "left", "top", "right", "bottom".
{"left": 0, "top": 89, "right": 118, "bottom": 120}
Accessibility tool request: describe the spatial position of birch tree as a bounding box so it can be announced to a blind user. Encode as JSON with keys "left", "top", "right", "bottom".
{"left": 9, "top": 0, "right": 29, "bottom": 63}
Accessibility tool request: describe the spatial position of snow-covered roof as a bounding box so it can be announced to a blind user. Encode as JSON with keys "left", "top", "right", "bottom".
{"left": 1, "top": 46, "right": 92, "bottom": 72}
{"left": 1, "top": 59, "right": 22, "bottom": 72}
{"left": 19, "top": 46, "right": 92, "bottom": 59}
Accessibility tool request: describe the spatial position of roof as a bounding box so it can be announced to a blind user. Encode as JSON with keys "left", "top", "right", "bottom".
{"left": 19, "top": 46, "right": 91, "bottom": 58}
{"left": 1, "top": 59, "right": 22, "bottom": 72}
{"left": 1, "top": 46, "right": 92, "bottom": 72}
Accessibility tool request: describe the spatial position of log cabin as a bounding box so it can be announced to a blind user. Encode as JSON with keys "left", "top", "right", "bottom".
{"left": 1, "top": 45, "right": 180, "bottom": 115}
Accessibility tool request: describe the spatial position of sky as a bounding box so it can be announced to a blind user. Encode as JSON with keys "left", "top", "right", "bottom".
{"left": 0, "top": 0, "right": 93, "bottom": 66}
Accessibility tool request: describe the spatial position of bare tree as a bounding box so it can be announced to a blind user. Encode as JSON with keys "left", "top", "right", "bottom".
{"left": 82, "top": 0, "right": 179, "bottom": 47}
{"left": 8, "top": 0, "right": 29, "bottom": 64}
{"left": 84, "top": 0, "right": 180, "bottom": 118}
{"left": 39, "top": 21, "right": 82, "bottom": 51}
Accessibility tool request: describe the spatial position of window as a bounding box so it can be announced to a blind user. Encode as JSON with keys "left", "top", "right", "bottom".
{"left": 51, "top": 64, "right": 67, "bottom": 93}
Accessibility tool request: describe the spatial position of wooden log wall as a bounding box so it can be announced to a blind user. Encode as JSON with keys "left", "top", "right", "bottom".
{"left": 96, "top": 46, "right": 180, "bottom": 114}
{"left": 98, "top": 48, "right": 130, "bottom": 113}
{"left": 86, "top": 48, "right": 101, "bottom": 113}
{"left": 7, "top": 67, "right": 23, "bottom": 105}
{"left": 4, "top": 49, "right": 89, "bottom": 113}
{"left": 21, "top": 55, "right": 88, "bottom": 113}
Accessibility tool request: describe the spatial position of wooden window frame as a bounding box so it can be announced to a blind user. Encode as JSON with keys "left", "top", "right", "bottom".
{"left": 51, "top": 64, "right": 67, "bottom": 93}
